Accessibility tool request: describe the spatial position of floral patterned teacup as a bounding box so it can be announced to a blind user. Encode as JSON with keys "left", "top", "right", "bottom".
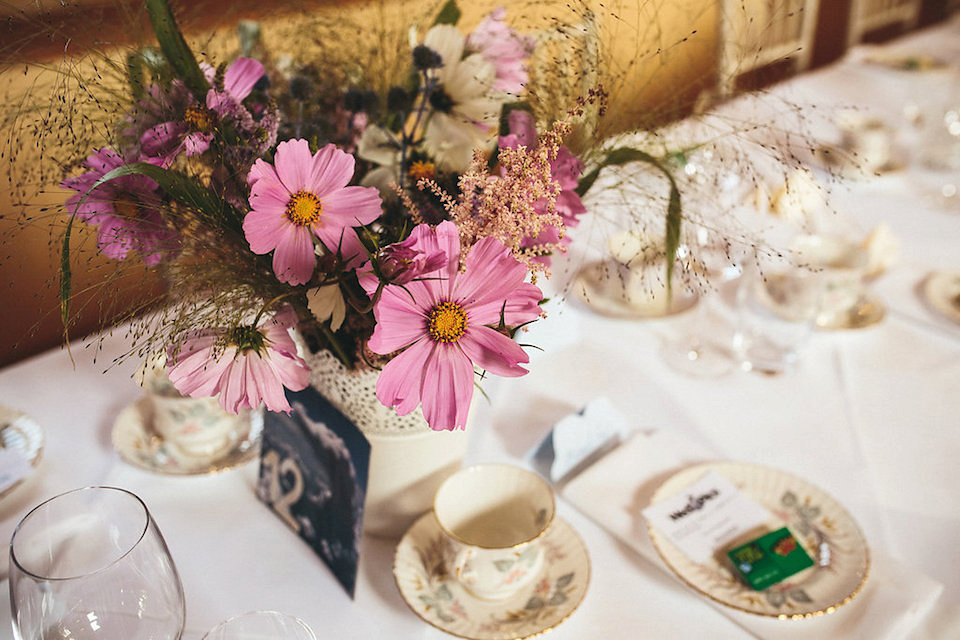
{"left": 434, "top": 463, "right": 555, "bottom": 601}
{"left": 141, "top": 358, "right": 249, "bottom": 461}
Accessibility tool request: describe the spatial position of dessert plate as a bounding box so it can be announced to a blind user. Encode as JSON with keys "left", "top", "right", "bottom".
{"left": 922, "top": 270, "right": 960, "bottom": 326}
{"left": 394, "top": 513, "right": 589, "bottom": 640}
{"left": 112, "top": 398, "right": 262, "bottom": 475}
{"left": 647, "top": 461, "right": 869, "bottom": 619}
{"left": 571, "top": 261, "right": 699, "bottom": 318}
{"left": 816, "top": 293, "right": 886, "bottom": 330}
{"left": 0, "top": 406, "right": 44, "bottom": 500}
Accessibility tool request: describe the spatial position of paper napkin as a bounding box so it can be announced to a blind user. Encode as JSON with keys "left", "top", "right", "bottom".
{"left": 560, "top": 428, "right": 943, "bottom": 639}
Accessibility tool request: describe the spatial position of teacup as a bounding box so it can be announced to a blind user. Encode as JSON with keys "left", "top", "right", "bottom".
{"left": 140, "top": 358, "right": 250, "bottom": 461}
{"left": 792, "top": 234, "right": 868, "bottom": 324}
{"left": 434, "top": 464, "right": 555, "bottom": 601}
{"left": 837, "top": 113, "right": 893, "bottom": 172}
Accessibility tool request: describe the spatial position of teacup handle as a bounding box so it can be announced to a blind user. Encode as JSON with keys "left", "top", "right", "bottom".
{"left": 453, "top": 547, "right": 479, "bottom": 587}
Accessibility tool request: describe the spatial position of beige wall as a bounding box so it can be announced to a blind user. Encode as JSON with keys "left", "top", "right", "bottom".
{"left": 0, "top": 0, "right": 717, "bottom": 367}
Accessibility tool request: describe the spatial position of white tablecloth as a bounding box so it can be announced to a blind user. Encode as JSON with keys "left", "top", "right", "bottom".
{"left": 3, "top": 16, "right": 960, "bottom": 640}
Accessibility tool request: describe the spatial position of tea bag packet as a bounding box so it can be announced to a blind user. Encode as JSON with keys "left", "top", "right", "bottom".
{"left": 727, "top": 527, "right": 814, "bottom": 591}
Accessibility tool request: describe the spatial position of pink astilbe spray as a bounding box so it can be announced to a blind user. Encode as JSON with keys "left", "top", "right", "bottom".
{"left": 418, "top": 118, "right": 574, "bottom": 279}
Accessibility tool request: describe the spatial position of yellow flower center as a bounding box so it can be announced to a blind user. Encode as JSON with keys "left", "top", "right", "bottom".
{"left": 427, "top": 301, "right": 467, "bottom": 343}
{"left": 183, "top": 104, "right": 215, "bottom": 132}
{"left": 408, "top": 161, "right": 436, "bottom": 182}
{"left": 285, "top": 190, "right": 323, "bottom": 226}
{"left": 113, "top": 197, "right": 141, "bottom": 219}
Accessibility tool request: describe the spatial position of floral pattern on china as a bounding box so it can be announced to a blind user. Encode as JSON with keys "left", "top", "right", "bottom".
{"left": 647, "top": 462, "right": 870, "bottom": 619}
{"left": 394, "top": 513, "right": 590, "bottom": 640}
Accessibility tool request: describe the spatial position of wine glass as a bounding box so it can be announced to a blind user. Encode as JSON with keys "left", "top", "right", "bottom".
{"left": 202, "top": 611, "right": 317, "bottom": 639}
{"left": 9, "top": 486, "right": 186, "bottom": 640}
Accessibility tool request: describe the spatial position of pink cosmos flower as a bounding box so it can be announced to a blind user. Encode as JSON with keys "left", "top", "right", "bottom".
{"left": 61, "top": 148, "right": 178, "bottom": 266}
{"left": 243, "top": 139, "right": 383, "bottom": 285}
{"left": 140, "top": 57, "right": 268, "bottom": 163}
{"left": 367, "top": 221, "right": 543, "bottom": 431}
{"left": 166, "top": 306, "right": 310, "bottom": 414}
{"left": 467, "top": 7, "right": 534, "bottom": 94}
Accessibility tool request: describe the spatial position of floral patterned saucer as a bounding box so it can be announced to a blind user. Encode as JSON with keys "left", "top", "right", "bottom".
{"left": 111, "top": 398, "right": 262, "bottom": 475}
{"left": 394, "top": 513, "right": 589, "bottom": 640}
{"left": 647, "top": 461, "right": 869, "bottom": 619}
{"left": 922, "top": 270, "right": 960, "bottom": 326}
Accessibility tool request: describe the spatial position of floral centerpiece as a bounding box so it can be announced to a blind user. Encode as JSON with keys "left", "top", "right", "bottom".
{"left": 58, "top": 0, "right": 618, "bottom": 432}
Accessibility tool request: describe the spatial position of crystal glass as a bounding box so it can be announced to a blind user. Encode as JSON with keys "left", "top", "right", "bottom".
{"left": 202, "top": 611, "right": 317, "bottom": 640}
{"left": 732, "top": 251, "right": 822, "bottom": 375}
{"left": 9, "top": 486, "right": 185, "bottom": 640}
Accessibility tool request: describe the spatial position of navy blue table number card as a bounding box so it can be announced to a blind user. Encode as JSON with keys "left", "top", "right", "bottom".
{"left": 256, "top": 386, "right": 371, "bottom": 598}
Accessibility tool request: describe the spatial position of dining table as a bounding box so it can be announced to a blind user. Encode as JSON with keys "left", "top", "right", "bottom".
{"left": 2, "top": 13, "right": 960, "bottom": 640}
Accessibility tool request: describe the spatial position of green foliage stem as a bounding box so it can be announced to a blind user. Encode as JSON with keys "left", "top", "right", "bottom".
{"left": 576, "top": 147, "right": 683, "bottom": 300}
{"left": 145, "top": 0, "right": 210, "bottom": 101}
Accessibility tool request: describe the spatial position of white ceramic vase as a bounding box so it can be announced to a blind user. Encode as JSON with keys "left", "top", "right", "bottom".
{"left": 303, "top": 350, "right": 471, "bottom": 538}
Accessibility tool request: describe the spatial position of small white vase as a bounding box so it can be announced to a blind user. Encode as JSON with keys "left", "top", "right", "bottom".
{"left": 303, "top": 350, "right": 471, "bottom": 538}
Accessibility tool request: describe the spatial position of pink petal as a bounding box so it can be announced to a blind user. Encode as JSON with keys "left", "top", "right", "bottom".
{"left": 418, "top": 344, "right": 475, "bottom": 430}
{"left": 271, "top": 226, "right": 316, "bottom": 285}
{"left": 247, "top": 157, "right": 280, "bottom": 188}
{"left": 376, "top": 340, "right": 433, "bottom": 416}
{"left": 243, "top": 207, "right": 291, "bottom": 254}
{"left": 273, "top": 139, "right": 314, "bottom": 192}
{"left": 368, "top": 288, "right": 431, "bottom": 354}
{"left": 308, "top": 144, "right": 355, "bottom": 194}
{"left": 318, "top": 185, "right": 383, "bottom": 226}
{"left": 249, "top": 179, "right": 293, "bottom": 211}
{"left": 459, "top": 326, "right": 530, "bottom": 377}
{"left": 223, "top": 57, "right": 264, "bottom": 101}
{"left": 183, "top": 132, "right": 212, "bottom": 156}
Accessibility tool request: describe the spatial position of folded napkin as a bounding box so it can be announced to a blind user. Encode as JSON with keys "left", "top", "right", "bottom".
{"left": 561, "top": 429, "right": 943, "bottom": 639}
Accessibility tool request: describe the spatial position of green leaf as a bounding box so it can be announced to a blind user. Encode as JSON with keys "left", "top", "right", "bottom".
{"left": 59, "top": 212, "right": 76, "bottom": 346}
{"left": 493, "top": 559, "right": 515, "bottom": 572}
{"left": 665, "top": 179, "right": 681, "bottom": 301}
{"left": 145, "top": 0, "right": 209, "bottom": 101}
{"left": 434, "top": 0, "right": 461, "bottom": 25}
{"left": 125, "top": 51, "right": 147, "bottom": 102}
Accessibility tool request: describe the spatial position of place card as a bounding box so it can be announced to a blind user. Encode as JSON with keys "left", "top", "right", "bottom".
{"left": 0, "top": 447, "right": 32, "bottom": 494}
{"left": 256, "top": 386, "right": 371, "bottom": 598}
{"left": 642, "top": 470, "right": 771, "bottom": 564}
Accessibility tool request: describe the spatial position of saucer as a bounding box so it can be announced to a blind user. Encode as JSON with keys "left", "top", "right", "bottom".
{"left": 112, "top": 397, "right": 263, "bottom": 475}
{"left": 0, "top": 406, "right": 44, "bottom": 500}
{"left": 571, "top": 261, "right": 699, "bottom": 318}
{"left": 816, "top": 293, "right": 886, "bottom": 330}
{"left": 813, "top": 144, "right": 904, "bottom": 179}
{"left": 922, "top": 270, "right": 960, "bottom": 326}
{"left": 394, "top": 513, "right": 590, "bottom": 640}
{"left": 648, "top": 461, "right": 869, "bottom": 619}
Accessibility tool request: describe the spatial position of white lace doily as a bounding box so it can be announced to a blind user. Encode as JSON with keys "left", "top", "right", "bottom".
{"left": 303, "top": 349, "right": 430, "bottom": 437}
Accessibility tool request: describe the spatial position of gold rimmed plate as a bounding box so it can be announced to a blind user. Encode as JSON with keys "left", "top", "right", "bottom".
{"left": 394, "top": 512, "right": 590, "bottom": 640}
{"left": 0, "top": 406, "right": 44, "bottom": 500}
{"left": 921, "top": 270, "right": 960, "bottom": 326}
{"left": 816, "top": 293, "right": 886, "bottom": 330}
{"left": 111, "top": 398, "right": 262, "bottom": 476}
{"left": 647, "top": 461, "right": 869, "bottom": 619}
{"left": 570, "top": 261, "right": 699, "bottom": 319}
